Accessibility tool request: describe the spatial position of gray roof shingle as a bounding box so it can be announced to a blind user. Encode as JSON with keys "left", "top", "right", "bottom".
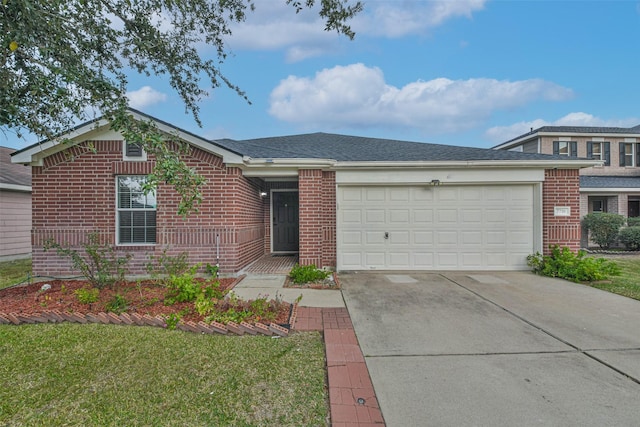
{"left": 580, "top": 176, "right": 640, "bottom": 189}
{"left": 499, "top": 124, "right": 640, "bottom": 146}
{"left": 0, "top": 146, "right": 31, "bottom": 187}
{"left": 212, "top": 132, "right": 579, "bottom": 162}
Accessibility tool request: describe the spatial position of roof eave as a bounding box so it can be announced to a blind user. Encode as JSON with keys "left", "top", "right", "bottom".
{"left": 332, "top": 159, "right": 600, "bottom": 169}
{"left": 10, "top": 110, "right": 244, "bottom": 165}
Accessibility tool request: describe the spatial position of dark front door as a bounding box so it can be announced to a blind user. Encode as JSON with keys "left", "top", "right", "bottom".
{"left": 273, "top": 191, "right": 299, "bottom": 252}
{"left": 629, "top": 200, "right": 640, "bottom": 218}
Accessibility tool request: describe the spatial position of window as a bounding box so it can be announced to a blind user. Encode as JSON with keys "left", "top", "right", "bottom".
{"left": 553, "top": 141, "right": 577, "bottom": 157}
{"left": 619, "top": 142, "right": 639, "bottom": 167}
{"left": 591, "top": 199, "right": 606, "bottom": 213}
{"left": 123, "top": 141, "right": 146, "bottom": 161}
{"left": 117, "top": 176, "right": 156, "bottom": 244}
{"left": 587, "top": 141, "right": 610, "bottom": 166}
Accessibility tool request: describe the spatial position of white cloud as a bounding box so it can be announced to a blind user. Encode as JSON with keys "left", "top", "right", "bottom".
{"left": 126, "top": 86, "right": 168, "bottom": 109}
{"left": 227, "top": 1, "right": 487, "bottom": 61}
{"left": 485, "top": 113, "right": 640, "bottom": 143}
{"left": 353, "top": 0, "right": 487, "bottom": 37}
{"left": 268, "top": 63, "right": 573, "bottom": 133}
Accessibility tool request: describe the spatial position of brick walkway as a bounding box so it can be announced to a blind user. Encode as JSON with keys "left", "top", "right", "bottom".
{"left": 294, "top": 307, "right": 385, "bottom": 426}
{"left": 242, "top": 254, "right": 298, "bottom": 274}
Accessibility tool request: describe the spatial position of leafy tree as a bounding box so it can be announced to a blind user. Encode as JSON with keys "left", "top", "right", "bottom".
{"left": 2, "top": 0, "right": 362, "bottom": 214}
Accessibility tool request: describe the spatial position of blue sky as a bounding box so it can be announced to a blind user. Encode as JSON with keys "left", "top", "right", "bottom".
{"left": 3, "top": 0, "right": 640, "bottom": 150}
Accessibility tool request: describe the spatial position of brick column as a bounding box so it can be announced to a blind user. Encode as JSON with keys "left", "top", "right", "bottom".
{"left": 298, "top": 169, "right": 324, "bottom": 267}
{"left": 542, "top": 169, "right": 581, "bottom": 253}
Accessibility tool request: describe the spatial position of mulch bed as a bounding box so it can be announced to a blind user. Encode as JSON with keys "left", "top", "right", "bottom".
{"left": 0, "top": 278, "right": 291, "bottom": 325}
{"left": 283, "top": 273, "right": 341, "bottom": 289}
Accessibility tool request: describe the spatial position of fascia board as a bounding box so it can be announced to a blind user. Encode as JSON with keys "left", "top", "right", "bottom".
{"left": 0, "top": 183, "right": 32, "bottom": 192}
{"left": 11, "top": 111, "right": 243, "bottom": 165}
{"left": 333, "top": 160, "right": 601, "bottom": 169}
{"left": 581, "top": 188, "right": 640, "bottom": 193}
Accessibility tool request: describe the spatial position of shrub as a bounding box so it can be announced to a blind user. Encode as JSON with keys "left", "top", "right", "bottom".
{"left": 618, "top": 227, "right": 640, "bottom": 251}
{"left": 627, "top": 217, "right": 640, "bottom": 227}
{"left": 289, "top": 264, "right": 330, "bottom": 284}
{"left": 146, "top": 249, "right": 190, "bottom": 278}
{"left": 582, "top": 213, "right": 625, "bottom": 249}
{"left": 164, "top": 265, "right": 224, "bottom": 306}
{"left": 527, "top": 246, "right": 620, "bottom": 283}
{"left": 105, "top": 294, "right": 129, "bottom": 314}
{"left": 44, "top": 233, "right": 131, "bottom": 289}
{"left": 75, "top": 287, "right": 100, "bottom": 305}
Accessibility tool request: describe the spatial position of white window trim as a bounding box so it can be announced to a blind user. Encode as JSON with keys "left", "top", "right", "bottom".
{"left": 122, "top": 140, "right": 147, "bottom": 162}
{"left": 115, "top": 176, "right": 156, "bottom": 246}
{"left": 623, "top": 143, "right": 635, "bottom": 168}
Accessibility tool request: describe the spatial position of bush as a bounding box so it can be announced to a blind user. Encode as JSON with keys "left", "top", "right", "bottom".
{"left": 618, "top": 227, "right": 640, "bottom": 251}
{"left": 44, "top": 233, "right": 131, "bottom": 289}
{"left": 582, "top": 213, "right": 625, "bottom": 249}
{"left": 289, "top": 264, "right": 330, "bottom": 284}
{"left": 627, "top": 217, "right": 640, "bottom": 227}
{"left": 527, "top": 246, "right": 620, "bottom": 282}
{"left": 75, "top": 287, "right": 100, "bottom": 305}
{"left": 146, "top": 249, "right": 191, "bottom": 278}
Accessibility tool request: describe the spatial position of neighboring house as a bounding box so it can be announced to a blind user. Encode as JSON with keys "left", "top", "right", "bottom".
{"left": 0, "top": 146, "right": 32, "bottom": 260}
{"left": 493, "top": 124, "right": 640, "bottom": 245}
{"left": 11, "top": 110, "right": 596, "bottom": 276}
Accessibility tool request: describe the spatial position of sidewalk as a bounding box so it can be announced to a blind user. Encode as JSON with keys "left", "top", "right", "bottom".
{"left": 233, "top": 274, "right": 385, "bottom": 426}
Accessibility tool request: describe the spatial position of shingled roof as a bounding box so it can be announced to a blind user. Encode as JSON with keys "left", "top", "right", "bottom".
{"left": 580, "top": 176, "right": 640, "bottom": 189}
{"left": 496, "top": 124, "right": 640, "bottom": 148}
{"left": 0, "top": 146, "right": 31, "bottom": 188}
{"left": 213, "top": 132, "right": 578, "bottom": 162}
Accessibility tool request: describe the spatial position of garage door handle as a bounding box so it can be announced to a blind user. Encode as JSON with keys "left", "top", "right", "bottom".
{"left": 384, "top": 232, "right": 389, "bottom": 239}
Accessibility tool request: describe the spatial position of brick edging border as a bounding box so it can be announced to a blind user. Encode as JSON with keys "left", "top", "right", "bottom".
{"left": 0, "top": 301, "right": 300, "bottom": 338}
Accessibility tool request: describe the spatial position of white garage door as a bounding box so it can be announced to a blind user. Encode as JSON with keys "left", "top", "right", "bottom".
{"left": 337, "top": 185, "right": 534, "bottom": 270}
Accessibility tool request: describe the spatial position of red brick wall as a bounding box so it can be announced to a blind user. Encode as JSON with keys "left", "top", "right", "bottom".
{"left": 298, "top": 169, "right": 336, "bottom": 269}
{"left": 542, "top": 169, "right": 581, "bottom": 253}
{"left": 31, "top": 140, "right": 266, "bottom": 277}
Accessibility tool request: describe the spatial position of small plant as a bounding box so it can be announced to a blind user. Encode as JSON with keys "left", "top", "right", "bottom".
{"left": 44, "top": 232, "right": 131, "bottom": 289}
{"left": 146, "top": 249, "right": 190, "bottom": 279}
{"left": 105, "top": 294, "right": 129, "bottom": 314}
{"left": 289, "top": 264, "right": 331, "bottom": 284}
{"left": 165, "top": 313, "right": 182, "bottom": 330}
{"left": 527, "top": 246, "right": 620, "bottom": 283}
{"left": 205, "top": 263, "right": 219, "bottom": 277}
{"left": 75, "top": 287, "right": 100, "bottom": 305}
{"left": 582, "top": 213, "right": 625, "bottom": 249}
{"left": 618, "top": 227, "right": 640, "bottom": 251}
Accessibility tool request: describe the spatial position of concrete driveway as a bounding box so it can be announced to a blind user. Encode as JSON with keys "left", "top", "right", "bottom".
{"left": 340, "top": 271, "right": 640, "bottom": 427}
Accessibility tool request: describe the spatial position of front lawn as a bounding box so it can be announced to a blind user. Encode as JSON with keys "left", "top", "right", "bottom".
{"left": 0, "top": 258, "right": 31, "bottom": 289}
{"left": 588, "top": 256, "right": 640, "bottom": 301}
{"left": 0, "top": 324, "right": 328, "bottom": 426}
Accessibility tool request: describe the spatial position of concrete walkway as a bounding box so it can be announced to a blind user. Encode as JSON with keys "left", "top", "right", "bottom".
{"left": 232, "top": 274, "right": 345, "bottom": 308}
{"left": 341, "top": 271, "right": 640, "bottom": 427}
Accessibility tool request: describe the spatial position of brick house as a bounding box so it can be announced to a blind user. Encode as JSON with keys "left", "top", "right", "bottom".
{"left": 493, "top": 124, "right": 640, "bottom": 245}
{"left": 0, "top": 146, "right": 32, "bottom": 261}
{"left": 11, "top": 110, "right": 596, "bottom": 276}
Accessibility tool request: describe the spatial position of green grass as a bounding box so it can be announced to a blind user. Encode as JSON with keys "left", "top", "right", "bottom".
{"left": 0, "top": 258, "right": 32, "bottom": 289}
{"left": 587, "top": 257, "right": 640, "bottom": 301}
{"left": 0, "top": 324, "right": 329, "bottom": 426}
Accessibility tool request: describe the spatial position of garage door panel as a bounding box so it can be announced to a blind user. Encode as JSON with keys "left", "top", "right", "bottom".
{"left": 390, "top": 231, "right": 410, "bottom": 244}
{"left": 341, "top": 209, "right": 362, "bottom": 223}
{"left": 365, "top": 210, "right": 386, "bottom": 223}
{"left": 390, "top": 210, "right": 410, "bottom": 223}
{"left": 438, "top": 209, "right": 458, "bottom": 223}
{"left": 342, "top": 231, "right": 363, "bottom": 245}
{"left": 414, "top": 231, "right": 434, "bottom": 245}
{"left": 337, "top": 184, "right": 535, "bottom": 270}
